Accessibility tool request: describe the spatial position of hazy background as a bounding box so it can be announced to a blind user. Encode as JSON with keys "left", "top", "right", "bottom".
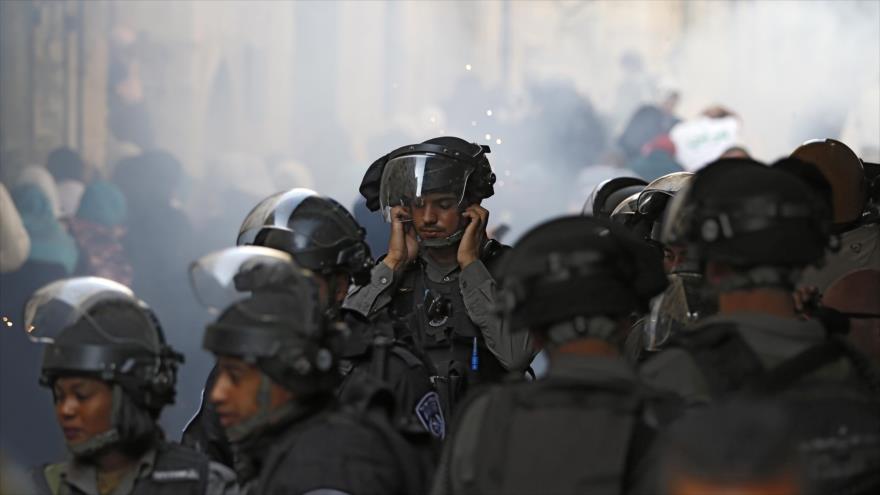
{"left": 1, "top": 0, "right": 878, "bottom": 467}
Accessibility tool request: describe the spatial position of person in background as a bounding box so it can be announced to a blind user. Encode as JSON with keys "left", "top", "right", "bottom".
{"left": 0, "top": 182, "right": 30, "bottom": 274}
{"left": 17, "top": 166, "right": 62, "bottom": 220}
{"left": 47, "top": 147, "right": 87, "bottom": 219}
{"left": 68, "top": 180, "right": 133, "bottom": 286}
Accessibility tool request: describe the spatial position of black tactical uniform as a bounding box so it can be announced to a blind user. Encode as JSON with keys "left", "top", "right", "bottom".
{"left": 348, "top": 137, "right": 532, "bottom": 416}
{"left": 192, "top": 247, "right": 430, "bottom": 494}
{"left": 24, "top": 277, "right": 235, "bottom": 495}
{"left": 433, "top": 216, "right": 678, "bottom": 495}
{"left": 183, "top": 188, "right": 442, "bottom": 467}
{"left": 640, "top": 158, "right": 880, "bottom": 494}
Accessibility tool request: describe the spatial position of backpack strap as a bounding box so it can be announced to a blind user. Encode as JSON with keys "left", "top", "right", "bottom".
{"left": 673, "top": 323, "right": 765, "bottom": 397}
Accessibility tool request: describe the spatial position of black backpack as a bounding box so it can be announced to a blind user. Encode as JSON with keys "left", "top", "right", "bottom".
{"left": 675, "top": 324, "right": 880, "bottom": 495}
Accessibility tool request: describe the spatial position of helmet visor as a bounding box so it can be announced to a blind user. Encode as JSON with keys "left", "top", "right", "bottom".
{"left": 237, "top": 188, "right": 357, "bottom": 248}
{"left": 379, "top": 154, "right": 474, "bottom": 222}
{"left": 24, "top": 277, "right": 143, "bottom": 346}
{"left": 189, "top": 246, "right": 311, "bottom": 319}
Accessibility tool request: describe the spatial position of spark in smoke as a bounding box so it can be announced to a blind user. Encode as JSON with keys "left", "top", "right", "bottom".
{"left": 465, "top": 64, "right": 472, "bottom": 71}
{"left": 486, "top": 109, "right": 493, "bottom": 117}
{"left": 485, "top": 134, "right": 492, "bottom": 140}
{"left": 430, "top": 116, "right": 437, "bottom": 124}
{"left": 495, "top": 138, "right": 502, "bottom": 145}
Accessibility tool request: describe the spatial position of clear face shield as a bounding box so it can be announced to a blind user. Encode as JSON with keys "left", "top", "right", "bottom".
{"left": 24, "top": 277, "right": 158, "bottom": 351}
{"left": 237, "top": 188, "right": 350, "bottom": 249}
{"left": 189, "top": 246, "right": 319, "bottom": 321}
{"left": 378, "top": 154, "right": 474, "bottom": 223}
{"left": 642, "top": 181, "right": 716, "bottom": 351}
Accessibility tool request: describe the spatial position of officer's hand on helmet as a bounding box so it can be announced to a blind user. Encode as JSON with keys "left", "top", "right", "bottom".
{"left": 458, "top": 204, "right": 489, "bottom": 269}
{"left": 383, "top": 206, "right": 419, "bottom": 271}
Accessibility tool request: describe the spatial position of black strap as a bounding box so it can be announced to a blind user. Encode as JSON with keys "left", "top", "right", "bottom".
{"left": 745, "top": 339, "right": 848, "bottom": 395}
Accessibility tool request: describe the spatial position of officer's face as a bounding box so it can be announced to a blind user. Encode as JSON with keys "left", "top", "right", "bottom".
{"left": 663, "top": 245, "right": 689, "bottom": 273}
{"left": 412, "top": 193, "right": 464, "bottom": 243}
{"left": 210, "top": 356, "right": 293, "bottom": 429}
{"left": 53, "top": 376, "right": 114, "bottom": 446}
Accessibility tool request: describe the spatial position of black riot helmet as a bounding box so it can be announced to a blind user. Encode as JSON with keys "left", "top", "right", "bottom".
{"left": 237, "top": 188, "right": 373, "bottom": 286}
{"left": 584, "top": 176, "right": 648, "bottom": 218}
{"left": 496, "top": 216, "right": 667, "bottom": 345}
{"left": 191, "top": 247, "right": 339, "bottom": 441}
{"left": 636, "top": 172, "right": 694, "bottom": 244}
{"left": 26, "top": 277, "right": 183, "bottom": 456}
{"left": 662, "top": 158, "right": 833, "bottom": 284}
{"left": 359, "top": 136, "right": 496, "bottom": 247}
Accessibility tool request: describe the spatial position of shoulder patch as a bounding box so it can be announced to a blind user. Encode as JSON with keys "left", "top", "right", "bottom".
{"left": 152, "top": 468, "right": 200, "bottom": 483}
{"left": 415, "top": 391, "right": 446, "bottom": 439}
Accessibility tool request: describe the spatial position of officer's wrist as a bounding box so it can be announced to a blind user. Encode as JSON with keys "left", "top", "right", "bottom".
{"left": 458, "top": 255, "right": 478, "bottom": 269}
{"left": 382, "top": 257, "right": 403, "bottom": 271}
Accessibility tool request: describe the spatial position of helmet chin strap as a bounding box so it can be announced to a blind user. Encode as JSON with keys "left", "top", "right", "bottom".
{"left": 68, "top": 386, "right": 124, "bottom": 458}
{"left": 418, "top": 228, "right": 465, "bottom": 249}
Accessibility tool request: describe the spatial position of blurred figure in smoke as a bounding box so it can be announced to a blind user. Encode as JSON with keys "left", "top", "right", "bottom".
{"left": 0, "top": 183, "right": 76, "bottom": 468}
{"left": 107, "top": 26, "right": 154, "bottom": 151}
{"left": 46, "top": 147, "right": 87, "bottom": 219}
{"left": 630, "top": 134, "right": 684, "bottom": 181}
{"left": 111, "top": 150, "right": 204, "bottom": 434}
{"left": 658, "top": 401, "right": 802, "bottom": 495}
{"left": 669, "top": 106, "right": 742, "bottom": 172}
{"left": 612, "top": 50, "right": 659, "bottom": 134}
{"left": 618, "top": 105, "right": 678, "bottom": 166}
{"left": 68, "top": 180, "right": 133, "bottom": 286}
{"left": 0, "top": 182, "right": 30, "bottom": 275}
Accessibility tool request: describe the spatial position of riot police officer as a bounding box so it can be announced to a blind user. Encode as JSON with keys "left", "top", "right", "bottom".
{"left": 608, "top": 172, "right": 715, "bottom": 362}
{"left": 348, "top": 136, "right": 533, "bottom": 414}
{"left": 183, "top": 189, "right": 441, "bottom": 466}
{"left": 432, "top": 215, "right": 675, "bottom": 495}
{"left": 191, "top": 247, "right": 428, "bottom": 494}
{"left": 640, "top": 158, "right": 880, "bottom": 494}
{"left": 25, "top": 277, "right": 236, "bottom": 495}
{"left": 790, "top": 139, "right": 880, "bottom": 362}
{"left": 584, "top": 176, "right": 647, "bottom": 218}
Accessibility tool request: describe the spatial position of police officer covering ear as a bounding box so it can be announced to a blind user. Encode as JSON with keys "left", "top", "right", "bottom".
{"left": 347, "top": 136, "right": 534, "bottom": 416}
{"left": 25, "top": 277, "right": 236, "bottom": 495}
{"left": 191, "top": 247, "right": 429, "bottom": 494}
{"left": 432, "top": 216, "right": 677, "bottom": 495}
{"left": 639, "top": 158, "right": 880, "bottom": 495}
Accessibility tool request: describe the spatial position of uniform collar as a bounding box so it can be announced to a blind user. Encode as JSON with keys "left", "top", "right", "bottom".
{"left": 418, "top": 251, "right": 459, "bottom": 281}
{"left": 546, "top": 352, "right": 638, "bottom": 385}
{"left": 61, "top": 446, "right": 157, "bottom": 495}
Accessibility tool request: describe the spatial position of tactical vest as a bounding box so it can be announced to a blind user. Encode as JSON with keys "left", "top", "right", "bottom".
{"left": 390, "top": 242, "right": 509, "bottom": 415}
{"left": 673, "top": 324, "right": 880, "bottom": 495}
{"left": 458, "top": 375, "right": 678, "bottom": 495}
{"left": 256, "top": 400, "right": 428, "bottom": 495}
{"left": 36, "top": 442, "right": 210, "bottom": 495}
{"left": 337, "top": 310, "right": 442, "bottom": 439}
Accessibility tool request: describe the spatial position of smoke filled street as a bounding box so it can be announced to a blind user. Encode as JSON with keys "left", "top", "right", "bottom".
{"left": 1, "top": 1, "right": 878, "bottom": 494}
